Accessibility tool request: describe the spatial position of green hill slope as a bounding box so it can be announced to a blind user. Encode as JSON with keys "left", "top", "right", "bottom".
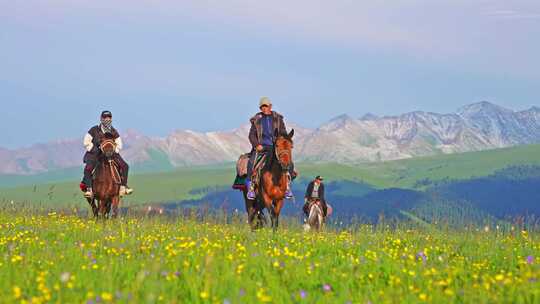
{"left": 2, "top": 144, "right": 540, "bottom": 206}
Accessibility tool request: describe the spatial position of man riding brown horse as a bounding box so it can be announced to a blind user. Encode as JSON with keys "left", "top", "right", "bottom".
{"left": 256, "top": 128, "right": 296, "bottom": 230}
{"left": 246, "top": 97, "right": 295, "bottom": 200}
{"left": 89, "top": 135, "right": 123, "bottom": 218}
{"left": 304, "top": 175, "right": 328, "bottom": 218}
{"left": 81, "top": 111, "right": 133, "bottom": 198}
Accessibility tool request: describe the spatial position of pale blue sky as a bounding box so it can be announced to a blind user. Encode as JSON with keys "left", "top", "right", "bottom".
{"left": 1, "top": 1, "right": 539, "bottom": 148}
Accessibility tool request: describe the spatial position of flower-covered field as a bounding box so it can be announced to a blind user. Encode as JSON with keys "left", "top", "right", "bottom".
{"left": 1, "top": 211, "right": 540, "bottom": 304}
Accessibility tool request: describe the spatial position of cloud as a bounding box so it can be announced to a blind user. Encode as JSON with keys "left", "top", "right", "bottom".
{"left": 1, "top": 0, "right": 540, "bottom": 78}
{"left": 484, "top": 9, "right": 540, "bottom": 20}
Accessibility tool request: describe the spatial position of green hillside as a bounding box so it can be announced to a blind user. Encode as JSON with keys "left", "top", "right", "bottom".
{"left": 2, "top": 144, "right": 540, "bottom": 206}
{"left": 380, "top": 143, "right": 540, "bottom": 187}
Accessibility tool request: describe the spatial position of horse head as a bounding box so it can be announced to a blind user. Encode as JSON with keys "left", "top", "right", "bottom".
{"left": 274, "top": 129, "right": 294, "bottom": 172}
{"left": 100, "top": 136, "right": 117, "bottom": 159}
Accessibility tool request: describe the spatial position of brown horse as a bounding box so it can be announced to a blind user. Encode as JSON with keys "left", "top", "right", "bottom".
{"left": 243, "top": 129, "right": 295, "bottom": 231}
{"left": 86, "top": 138, "right": 122, "bottom": 219}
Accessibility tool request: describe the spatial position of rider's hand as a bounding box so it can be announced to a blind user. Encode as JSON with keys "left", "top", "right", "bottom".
{"left": 256, "top": 145, "right": 263, "bottom": 152}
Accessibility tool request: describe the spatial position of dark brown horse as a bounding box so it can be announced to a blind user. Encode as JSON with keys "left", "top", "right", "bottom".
{"left": 243, "top": 129, "right": 295, "bottom": 231}
{"left": 86, "top": 138, "right": 122, "bottom": 219}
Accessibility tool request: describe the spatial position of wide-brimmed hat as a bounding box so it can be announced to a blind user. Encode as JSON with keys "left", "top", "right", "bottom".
{"left": 315, "top": 175, "right": 324, "bottom": 181}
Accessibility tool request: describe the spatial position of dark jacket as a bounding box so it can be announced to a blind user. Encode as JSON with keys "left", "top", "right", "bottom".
{"left": 305, "top": 181, "right": 325, "bottom": 203}
{"left": 83, "top": 125, "right": 121, "bottom": 163}
{"left": 86, "top": 125, "right": 120, "bottom": 153}
{"left": 249, "top": 111, "right": 287, "bottom": 149}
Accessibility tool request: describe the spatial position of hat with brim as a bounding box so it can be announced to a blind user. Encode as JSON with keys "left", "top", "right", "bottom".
{"left": 315, "top": 175, "right": 324, "bottom": 181}
{"left": 259, "top": 97, "right": 272, "bottom": 108}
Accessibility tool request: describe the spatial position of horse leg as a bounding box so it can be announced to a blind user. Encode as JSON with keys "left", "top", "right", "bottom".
{"left": 256, "top": 208, "right": 267, "bottom": 229}
{"left": 272, "top": 199, "right": 284, "bottom": 231}
{"left": 87, "top": 198, "right": 98, "bottom": 218}
{"left": 267, "top": 203, "right": 282, "bottom": 232}
{"left": 268, "top": 204, "right": 276, "bottom": 231}
{"left": 314, "top": 213, "right": 320, "bottom": 231}
{"left": 316, "top": 208, "right": 324, "bottom": 231}
{"left": 260, "top": 192, "right": 276, "bottom": 231}
{"left": 106, "top": 198, "right": 112, "bottom": 219}
{"left": 92, "top": 199, "right": 98, "bottom": 218}
{"left": 97, "top": 199, "right": 107, "bottom": 220}
{"left": 309, "top": 207, "right": 322, "bottom": 232}
{"left": 254, "top": 197, "right": 268, "bottom": 229}
{"left": 243, "top": 192, "right": 257, "bottom": 230}
{"left": 111, "top": 196, "right": 120, "bottom": 219}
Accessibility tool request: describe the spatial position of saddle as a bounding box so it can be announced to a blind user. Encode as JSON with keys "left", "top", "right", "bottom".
{"left": 232, "top": 152, "right": 268, "bottom": 190}
{"left": 236, "top": 153, "right": 250, "bottom": 177}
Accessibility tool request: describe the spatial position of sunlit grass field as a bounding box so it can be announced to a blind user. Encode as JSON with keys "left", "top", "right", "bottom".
{"left": 2, "top": 209, "right": 540, "bottom": 304}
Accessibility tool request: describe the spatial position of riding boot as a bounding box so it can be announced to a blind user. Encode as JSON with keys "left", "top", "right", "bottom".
{"left": 84, "top": 187, "right": 94, "bottom": 198}
{"left": 119, "top": 176, "right": 133, "bottom": 196}
{"left": 119, "top": 185, "right": 133, "bottom": 196}
{"left": 82, "top": 162, "right": 95, "bottom": 194}
{"left": 115, "top": 154, "right": 133, "bottom": 196}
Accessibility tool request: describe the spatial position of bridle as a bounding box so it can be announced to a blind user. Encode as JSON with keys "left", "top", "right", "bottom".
{"left": 100, "top": 139, "right": 116, "bottom": 158}
{"left": 274, "top": 137, "right": 292, "bottom": 171}
{"left": 100, "top": 139, "right": 121, "bottom": 185}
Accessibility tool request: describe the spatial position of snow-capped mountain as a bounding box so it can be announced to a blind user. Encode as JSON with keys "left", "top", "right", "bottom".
{"left": 1, "top": 102, "right": 539, "bottom": 174}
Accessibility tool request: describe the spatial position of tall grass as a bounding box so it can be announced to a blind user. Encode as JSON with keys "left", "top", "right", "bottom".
{"left": 1, "top": 204, "right": 540, "bottom": 303}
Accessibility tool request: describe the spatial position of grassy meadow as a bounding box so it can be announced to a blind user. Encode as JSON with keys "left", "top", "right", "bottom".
{"left": 2, "top": 145, "right": 540, "bottom": 303}
{"left": 1, "top": 209, "right": 540, "bottom": 304}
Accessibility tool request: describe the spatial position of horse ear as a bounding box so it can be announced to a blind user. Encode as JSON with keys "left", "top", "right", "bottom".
{"left": 288, "top": 129, "right": 295, "bottom": 139}
{"left": 274, "top": 128, "right": 279, "bottom": 138}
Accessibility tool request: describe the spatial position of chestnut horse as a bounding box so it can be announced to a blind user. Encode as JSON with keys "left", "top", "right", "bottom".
{"left": 243, "top": 129, "right": 295, "bottom": 231}
{"left": 86, "top": 137, "right": 122, "bottom": 219}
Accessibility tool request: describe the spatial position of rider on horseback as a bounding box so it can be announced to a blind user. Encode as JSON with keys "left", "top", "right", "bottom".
{"left": 246, "top": 97, "right": 294, "bottom": 200}
{"left": 303, "top": 176, "right": 328, "bottom": 217}
{"left": 81, "top": 111, "right": 133, "bottom": 198}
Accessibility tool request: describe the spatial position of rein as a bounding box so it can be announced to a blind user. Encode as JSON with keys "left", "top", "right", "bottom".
{"left": 99, "top": 139, "right": 121, "bottom": 185}
{"left": 108, "top": 160, "right": 122, "bottom": 185}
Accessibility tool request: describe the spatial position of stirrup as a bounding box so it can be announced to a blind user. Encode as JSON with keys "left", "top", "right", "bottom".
{"left": 285, "top": 189, "right": 294, "bottom": 199}
{"left": 247, "top": 187, "right": 257, "bottom": 200}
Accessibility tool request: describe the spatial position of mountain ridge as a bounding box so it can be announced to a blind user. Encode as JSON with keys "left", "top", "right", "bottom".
{"left": 1, "top": 101, "right": 539, "bottom": 175}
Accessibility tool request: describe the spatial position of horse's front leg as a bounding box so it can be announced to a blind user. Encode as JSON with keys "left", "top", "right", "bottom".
{"left": 268, "top": 204, "right": 276, "bottom": 231}
{"left": 272, "top": 199, "right": 284, "bottom": 231}
{"left": 261, "top": 192, "right": 276, "bottom": 230}
{"left": 111, "top": 196, "right": 120, "bottom": 219}
{"left": 87, "top": 198, "right": 98, "bottom": 218}
{"left": 243, "top": 192, "right": 257, "bottom": 230}
{"left": 97, "top": 199, "right": 107, "bottom": 220}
